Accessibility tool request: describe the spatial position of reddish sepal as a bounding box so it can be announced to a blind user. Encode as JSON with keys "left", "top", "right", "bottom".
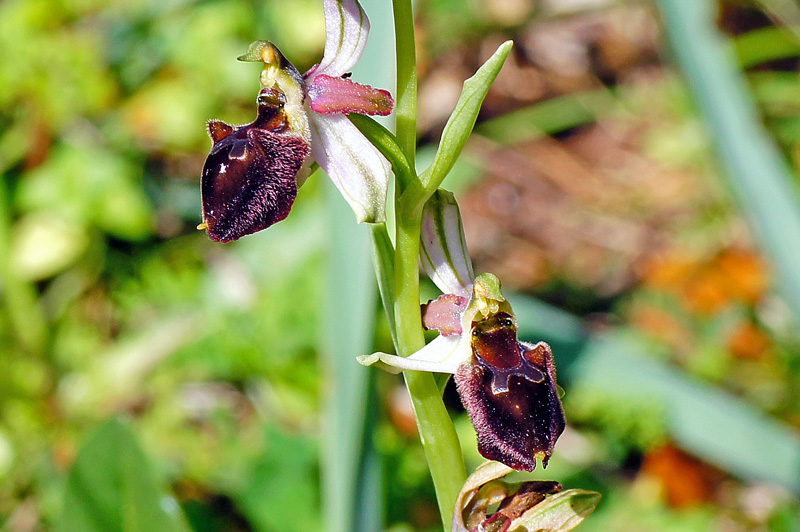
{"left": 307, "top": 74, "right": 394, "bottom": 116}
{"left": 421, "top": 293, "right": 469, "bottom": 336}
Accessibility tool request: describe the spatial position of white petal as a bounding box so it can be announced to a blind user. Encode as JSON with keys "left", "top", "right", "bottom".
{"left": 315, "top": 0, "right": 370, "bottom": 78}
{"left": 309, "top": 113, "right": 389, "bottom": 223}
{"left": 357, "top": 335, "right": 468, "bottom": 374}
{"left": 421, "top": 190, "right": 475, "bottom": 296}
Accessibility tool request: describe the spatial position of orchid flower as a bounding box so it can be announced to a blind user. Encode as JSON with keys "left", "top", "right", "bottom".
{"left": 359, "top": 190, "right": 566, "bottom": 471}
{"left": 199, "top": 0, "right": 393, "bottom": 242}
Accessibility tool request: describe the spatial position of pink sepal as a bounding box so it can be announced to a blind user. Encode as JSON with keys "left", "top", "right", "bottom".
{"left": 422, "top": 294, "right": 469, "bottom": 336}
{"left": 308, "top": 74, "right": 394, "bottom": 116}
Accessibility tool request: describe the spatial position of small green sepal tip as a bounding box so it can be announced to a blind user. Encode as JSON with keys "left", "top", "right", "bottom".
{"left": 474, "top": 273, "right": 504, "bottom": 302}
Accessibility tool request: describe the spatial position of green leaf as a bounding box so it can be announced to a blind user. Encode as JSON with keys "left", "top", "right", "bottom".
{"left": 476, "top": 89, "right": 614, "bottom": 146}
{"left": 570, "top": 333, "right": 800, "bottom": 494}
{"left": 349, "top": 114, "right": 415, "bottom": 190}
{"left": 734, "top": 26, "right": 800, "bottom": 69}
{"left": 510, "top": 292, "right": 800, "bottom": 493}
{"left": 512, "top": 489, "right": 601, "bottom": 532}
{"left": 320, "top": 178, "right": 382, "bottom": 532}
{"left": 59, "top": 418, "right": 187, "bottom": 532}
{"left": 237, "top": 426, "right": 321, "bottom": 532}
{"left": 414, "top": 40, "right": 513, "bottom": 200}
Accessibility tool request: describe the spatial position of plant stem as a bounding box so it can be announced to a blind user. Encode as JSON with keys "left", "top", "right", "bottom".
{"left": 392, "top": 0, "right": 417, "bottom": 173}
{"left": 387, "top": 1, "right": 467, "bottom": 526}
{"left": 392, "top": 204, "right": 425, "bottom": 357}
{"left": 389, "top": 0, "right": 467, "bottom": 525}
{"left": 394, "top": 205, "right": 466, "bottom": 529}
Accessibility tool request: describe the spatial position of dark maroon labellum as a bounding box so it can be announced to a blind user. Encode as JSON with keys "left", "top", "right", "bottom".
{"left": 456, "top": 312, "right": 566, "bottom": 471}
{"left": 201, "top": 87, "right": 310, "bottom": 242}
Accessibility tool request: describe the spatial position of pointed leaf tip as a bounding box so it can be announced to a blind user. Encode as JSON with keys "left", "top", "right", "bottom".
{"left": 420, "top": 40, "right": 513, "bottom": 196}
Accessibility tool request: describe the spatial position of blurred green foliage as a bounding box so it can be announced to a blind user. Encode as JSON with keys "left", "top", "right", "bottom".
{"left": 2, "top": 0, "right": 800, "bottom": 531}
{"left": 60, "top": 418, "right": 188, "bottom": 532}
{"left": 0, "top": 0, "right": 328, "bottom": 529}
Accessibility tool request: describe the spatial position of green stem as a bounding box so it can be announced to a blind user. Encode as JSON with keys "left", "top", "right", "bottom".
{"left": 352, "top": 71, "right": 468, "bottom": 526}
{"left": 393, "top": 206, "right": 425, "bottom": 358}
{"left": 404, "top": 371, "right": 466, "bottom": 524}
{"left": 368, "top": 215, "right": 467, "bottom": 528}
{"left": 392, "top": 0, "right": 417, "bottom": 175}
{"left": 386, "top": 1, "right": 466, "bottom": 526}
{"left": 394, "top": 203, "right": 466, "bottom": 529}
{"left": 358, "top": 117, "right": 467, "bottom": 524}
{"left": 369, "top": 223, "right": 397, "bottom": 346}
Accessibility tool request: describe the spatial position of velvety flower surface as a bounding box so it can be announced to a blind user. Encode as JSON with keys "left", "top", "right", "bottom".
{"left": 200, "top": 0, "right": 393, "bottom": 242}
{"left": 359, "top": 190, "right": 566, "bottom": 471}
{"left": 200, "top": 87, "right": 310, "bottom": 242}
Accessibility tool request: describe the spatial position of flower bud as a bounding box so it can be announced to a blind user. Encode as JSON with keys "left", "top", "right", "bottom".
{"left": 452, "top": 461, "right": 600, "bottom": 532}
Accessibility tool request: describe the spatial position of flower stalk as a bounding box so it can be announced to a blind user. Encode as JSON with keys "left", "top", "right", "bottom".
{"left": 393, "top": 204, "right": 467, "bottom": 528}
{"left": 386, "top": 1, "right": 470, "bottom": 526}
{"left": 391, "top": 0, "right": 417, "bottom": 171}
{"left": 355, "top": 3, "right": 518, "bottom": 523}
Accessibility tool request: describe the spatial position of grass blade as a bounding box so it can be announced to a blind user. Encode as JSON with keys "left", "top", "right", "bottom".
{"left": 734, "top": 26, "right": 800, "bottom": 69}
{"left": 476, "top": 89, "right": 615, "bottom": 146}
{"left": 656, "top": 0, "right": 800, "bottom": 328}
{"left": 322, "top": 179, "right": 380, "bottom": 532}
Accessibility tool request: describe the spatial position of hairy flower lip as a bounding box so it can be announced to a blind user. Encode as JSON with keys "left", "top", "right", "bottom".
{"left": 457, "top": 339, "right": 565, "bottom": 471}
{"left": 200, "top": 88, "right": 310, "bottom": 242}
{"left": 362, "top": 283, "right": 566, "bottom": 471}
